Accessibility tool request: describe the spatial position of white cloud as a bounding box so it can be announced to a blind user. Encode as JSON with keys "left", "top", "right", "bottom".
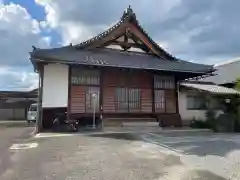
{"left": 0, "top": 67, "right": 38, "bottom": 91}
{"left": 35, "top": 0, "right": 180, "bottom": 45}
{"left": 0, "top": 3, "right": 50, "bottom": 66}
{"left": 0, "top": 3, "right": 50, "bottom": 90}
{"left": 35, "top": 0, "right": 240, "bottom": 64}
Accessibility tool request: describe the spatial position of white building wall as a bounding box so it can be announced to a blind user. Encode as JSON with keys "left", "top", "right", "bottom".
{"left": 179, "top": 91, "right": 207, "bottom": 121}
{"left": 179, "top": 90, "right": 223, "bottom": 124}
{"left": 42, "top": 64, "right": 69, "bottom": 108}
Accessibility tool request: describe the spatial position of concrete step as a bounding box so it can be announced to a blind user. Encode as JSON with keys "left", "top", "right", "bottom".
{"left": 122, "top": 122, "right": 159, "bottom": 127}
{"left": 103, "top": 118, "right": 157, "bottom": 127}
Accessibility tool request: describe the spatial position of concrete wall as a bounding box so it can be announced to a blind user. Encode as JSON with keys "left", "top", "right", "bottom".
{"left": 42, "top": 64, "right": 69, "bottom": 108}
{"left": 179, "top": 90, "right": 223, "bottom": 124}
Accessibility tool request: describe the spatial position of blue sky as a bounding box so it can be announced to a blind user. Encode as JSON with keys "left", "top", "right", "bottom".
{"left": 1, "top": 0, "right": 240, "bottom": 91}
{"left": 4, "top": 0, "right": 46, "bottom": 20}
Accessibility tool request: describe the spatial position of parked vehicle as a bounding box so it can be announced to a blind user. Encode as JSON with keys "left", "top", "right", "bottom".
{"left": 27, "top": 103, "right": 37, "bottom": 123}
{"left": 52, "top": 112, "right": 79, "bottom": 132}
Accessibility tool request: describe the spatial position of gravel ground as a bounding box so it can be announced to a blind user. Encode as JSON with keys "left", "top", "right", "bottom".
{"left": 0, "top": 132, "right": 227, "bottom": 180}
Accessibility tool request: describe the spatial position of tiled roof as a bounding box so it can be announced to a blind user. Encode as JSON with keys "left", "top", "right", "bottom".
{"left": 30, "top": 6, "right": 214, "bottom": 78}
{"left": 31, "top": 46, "right": 213, "bottom": 74}
{"left": 201, "top": 59, "right": 240, "bottom": 85}
{"left": 181, "top": 81, "right": 240, "bottom": 95}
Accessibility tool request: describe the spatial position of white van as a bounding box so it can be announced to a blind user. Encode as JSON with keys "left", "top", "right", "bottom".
{"left": 27, "top": 103, "right": 38, "bottom": 123}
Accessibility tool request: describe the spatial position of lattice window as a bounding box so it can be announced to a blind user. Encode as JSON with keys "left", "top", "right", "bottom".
{"left": 71, "top": 69, "right": 100, "bottom": 85}
{"left": 115, "top": 88, "right": 141, "bottom": 111}
{"left": 154, "top": 90, "right": 165, "bottom": 112}
{"left": 85, "top": 87, "right": 100, "bottom": 113}
{"left": 154, "top": 75, "right": 175, "bottom": 89}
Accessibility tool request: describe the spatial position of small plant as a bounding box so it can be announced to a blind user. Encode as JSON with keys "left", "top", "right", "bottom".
{"left": 190, "top": 118, "right": 211, "bottom": 129}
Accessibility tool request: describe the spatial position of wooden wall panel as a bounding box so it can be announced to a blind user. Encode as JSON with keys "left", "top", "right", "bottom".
{"left": 166, "top": 90, "right": 176, "bottom": 113}
{"left": 141, "top": 89, "right": 152, "bottom": 113}
{"left": 70, "top": 86, "right": 85, "bottom": 113}
{"left": 103, "top": 87, "right": 115, "bottom": 113}
{"left": 103, "top": 70, "right": 152, "bottom": 88}
{"left": 102, "top": 70, "right": 119, "bottom": 87}
{"left": 134, "top": 71, "right": 152, "bottom": 89}
{"left": 102, "top": 69, "right": 153, "bottom": 113}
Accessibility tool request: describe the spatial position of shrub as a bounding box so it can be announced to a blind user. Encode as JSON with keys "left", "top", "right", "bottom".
{"left": 190, "top": 118, "right": 211, "bottom": 129}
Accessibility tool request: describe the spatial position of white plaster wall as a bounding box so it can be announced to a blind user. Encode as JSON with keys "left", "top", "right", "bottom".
{"left": 179, "top": 91, "right": 206, "bottom": 121}
{"left": 178, "top": 90, "right": 223, "bottom": 122}
{"left": 42, "top": 64, "right": 69, "bottom": 108}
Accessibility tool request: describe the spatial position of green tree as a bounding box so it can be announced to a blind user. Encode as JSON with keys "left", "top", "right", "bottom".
{"left": 233, "top": 78, "right": 240, "bottom": 131}
{"left": 234, "top": 78, "right": 240, "bottom": 91}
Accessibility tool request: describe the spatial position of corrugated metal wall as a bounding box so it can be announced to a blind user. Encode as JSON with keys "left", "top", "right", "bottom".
{"left": 0, "top": 108, "right": 25, "bottom": 120}
{"left": 0, "top": 100, "right": 34, "bottom": 120}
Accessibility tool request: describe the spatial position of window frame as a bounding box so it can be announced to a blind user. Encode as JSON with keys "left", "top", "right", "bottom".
{"left": 154, "top": 75, "right": 175, "bottom": 89}
{"left": 154, "top": 89, "right": 165, "bottom": 112}
{"left": 115, "top": 87, "right": 141, "bottom": 112}
{"left": 154, "top": 75, "right": 175, "bottom": 113}
{"left": 85, "top": 86, "right": 100, "bottom": 113}
{"left": 71, "top": 68, "right": 101, "bottom": 113}
{"left": 71, "top": 68, "right": 100, "bottom": 86}
{"left": 186, "top": 95, "right": 207, "bottom": 110}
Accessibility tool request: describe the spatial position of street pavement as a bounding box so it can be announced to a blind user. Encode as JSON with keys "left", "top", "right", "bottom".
{"left": 0, "top": 130, "right": 236, "bottom": 180}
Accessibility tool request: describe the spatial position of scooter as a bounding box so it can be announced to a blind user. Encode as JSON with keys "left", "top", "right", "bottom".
{"left": 53, "top": 113, "right": 79, "bottom": 132}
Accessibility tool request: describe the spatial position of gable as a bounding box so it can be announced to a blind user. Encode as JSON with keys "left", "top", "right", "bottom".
{"left": 75, "top": 6, "right": 175, "bottom": 60}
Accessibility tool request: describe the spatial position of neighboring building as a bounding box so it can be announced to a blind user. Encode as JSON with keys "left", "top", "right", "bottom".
{"left": 179, "top": 81, "right": 239, "bottom": 125}
{"left": 203, "top": 59, "right": 240, "bottom": 88}
{"left": 0, "top": 89, "right": 37, "bottom": 120}
{"left": 178, "top": 59, "right": 240, "bottom": 124}
{"left": 30, "top": 7, "right": 214, "bottom": 130}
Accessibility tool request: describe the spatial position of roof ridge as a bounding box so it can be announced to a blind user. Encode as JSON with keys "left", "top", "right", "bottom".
{"left": 93, "top": 47, "right": 161, "bottom": 57}
{"left": 75, "top": 7, "right": 134, "bottom": 49}
{"left": 215, "top": 58, "right": 240, "bottom": 67}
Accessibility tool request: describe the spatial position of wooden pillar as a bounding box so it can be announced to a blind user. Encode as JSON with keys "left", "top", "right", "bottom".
{"left": 36, "top": 65, "right": 44, "bottom": 133}
{"left": 175, "top": 78, "right": 179, "bottom": 113}
{"left": 151, "top": 73, "right": 155, "bottom": 113}
{"left": 67, "top": 66, "right": 72, "bottom": 120}
{"left": 99, "top": 69, "right": 104, "bottom": 127}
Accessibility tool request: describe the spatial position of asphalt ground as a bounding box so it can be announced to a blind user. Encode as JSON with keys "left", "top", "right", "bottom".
{"left": 1, "top": 129, "right": 236, "bottom": 180}
{"left": 0, "top": 124, "right": 34, "bottom": 177}
{"left": 142, "top": 131, "right": 240, "bottom": 179}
